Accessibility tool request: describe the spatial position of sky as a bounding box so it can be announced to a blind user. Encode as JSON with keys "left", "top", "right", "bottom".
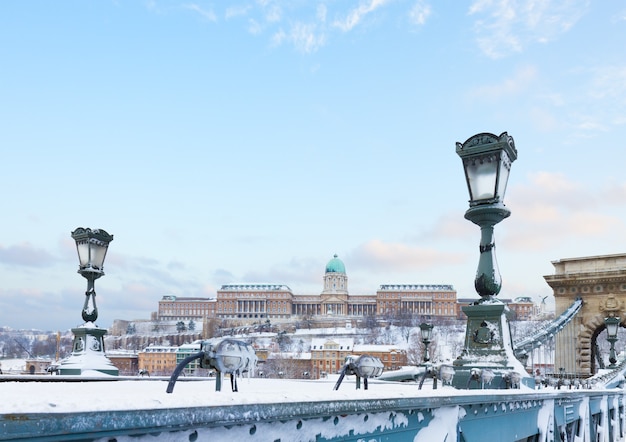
{"left": 1, "top": 1, "right": 626, "bottom": 331}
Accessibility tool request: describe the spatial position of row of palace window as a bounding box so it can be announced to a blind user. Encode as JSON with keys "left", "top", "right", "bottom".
{"left": 378, "top": 292, "right": 455, "bottom": 299}
{"left": 219, "top": 293, "right": 289, "bottom": 298}
{"left": 218, "top": 292, "right": 457, "bottom": 301}
{"left": 161, "top": 308, "right": 212, "bottom": 315}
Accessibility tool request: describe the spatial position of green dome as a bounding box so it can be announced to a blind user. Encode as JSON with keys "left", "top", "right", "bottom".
{"left": 325, "top": 254, "right": 346, "bottom": 273}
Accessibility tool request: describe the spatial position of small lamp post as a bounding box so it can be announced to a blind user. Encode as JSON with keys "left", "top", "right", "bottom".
{"left": 452, "top": 132, "right": 528, "bottom": 389}
{"left": 604, "top": 316, "right": 620, "bottom": 368}
{"left": 417, "top": 323, "right": 437, "bottom": 390}
{"left": 419, "top": 323, "right": 434, "bottom": 363}
{"left": 58, "top": 228, "right": 119, "bottom": 376}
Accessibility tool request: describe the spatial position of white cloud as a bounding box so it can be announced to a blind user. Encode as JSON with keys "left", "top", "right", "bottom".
{"left": 554, "top": 65, "right": 626, "bottom": 137}
{"left": 248, "top": 18, "right": 264, "bottom": 35}
{"left": 333, "top": 0, "right": 391, "bottom": 32}
{"left": 291, "top": 22, "right": 327, "bottom": 53}
{"left": 408, "top": 1, "right": 432, "bottom": 26}
{"left": 317, "top": 4, "right": 328, "bottom": 23}
{"left": 184, "top": 4, "right": 217, "bottom": 22}
{"left": 468, "top": 0, "right": 589, "bottom": 58}
{"left": 273, "top": 21, "right": 327, "bottom": 53}
{"left": 225, "top": 5, "right": 252, "bottom": 20}
{"left": 264, "top": 4, "right": 282, "bottom": 23}
{"left": 348, "top": 239, "right": 466, "bottom": 272}
{"left": 504, "top": 172, "right": 626, "bottom": 252}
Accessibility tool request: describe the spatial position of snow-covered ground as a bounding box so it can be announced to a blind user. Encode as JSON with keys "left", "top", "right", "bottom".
{"left": 2, "top": 371, "right": 625, "bottom": 442}
{"left": 0, "top": 358, "right": 29, "bottom": 374}
{"left": 0, "top": 373, "right": 544, "bottom": 415}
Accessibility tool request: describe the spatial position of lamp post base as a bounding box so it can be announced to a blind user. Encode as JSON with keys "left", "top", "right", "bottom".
{"left": 452, "top": 301, "right": 533, "bottom": 389}
{"left": 58, "top": 323, "right": 119, "bottom": 376}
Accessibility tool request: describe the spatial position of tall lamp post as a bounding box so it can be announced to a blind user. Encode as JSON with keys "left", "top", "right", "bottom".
{"left": 604, "top": 316, "right": 620, "bottom": 369}
{"left": 452, "top": 132, "right": 528, "bottom": 389}
{"left": 58, "top": 228, "right": 119, "bottom": 376}
{"left": 419, "top": 323, "right": 434, "bottom": 363}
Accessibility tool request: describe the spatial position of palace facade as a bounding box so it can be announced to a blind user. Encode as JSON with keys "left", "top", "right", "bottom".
{"left": 211, "top": 254, "right": 458, "bottom": 322}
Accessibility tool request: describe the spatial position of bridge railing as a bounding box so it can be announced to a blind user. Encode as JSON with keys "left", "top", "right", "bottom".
{"left": 513, "top": 298, "right": 583, "bottom": 357}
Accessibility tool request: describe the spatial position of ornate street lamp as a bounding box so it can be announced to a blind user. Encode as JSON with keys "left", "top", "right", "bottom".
{"left": 604, "top": 316, "right": 620, "bottom": 368}
{"left": 72, "top": 227, "right": 113, "bottom": 323}
{"left": 333, "top": 355, "right": 384, "bottom": 391}
{"left": 452, "top": 132, "right": 529, "bottom": 389}
{"left": 419, "top": 323, "right": 434, "bottom": 363}
{"left": 58, "top": 227, "right": 118, "bottom": 376}
{"left": 417, "top": 322, "right": 438, "bottom": 390}
{"left": 456, "top": 132, "right": 517, "bottom": 300}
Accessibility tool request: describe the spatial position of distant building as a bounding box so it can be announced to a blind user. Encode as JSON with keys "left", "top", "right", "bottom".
{"left": 138, "top": 345, "right": 178, "bottom": 376}
{"left": 352, "top": 344, "right": 407, "bottom": 372}
{"left": 158, "top": 295, "right": 216, "bottom": 322}
{"left": 376, "top": 284, "right": 457, "bottom": 318}
{"left": 214, "top": 255, "right": 458, "bottom": 323}
{"left": 310, "top": 338, "right": 355, "bottom": 378}
{"left": 176, "top": 341, "right": 204, "bottom": 376}
{"left": 23, "top": 359, "right": 53, "bottom": 375}
{"left": 216, "top": 284, "right": 293, "bottom": 320}
{"left": 508, "top": 297, "right": 538, "bottom": 321}
{"left": 108, "top": 352, "right": 138, "bottom": 376}
{"left": 456, "top": 297, "right": 540, "bottom": 320}
{"left": 310, "top": 338, "right": 408, "bottom": 379}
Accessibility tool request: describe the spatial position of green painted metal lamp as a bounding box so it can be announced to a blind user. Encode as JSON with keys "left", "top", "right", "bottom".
{"left": 71, "top": 227, "right": 114, "bottom": 323}
{"left": 453, "top": 132, "right": 527, "bottom": 389}
{"left": 58, "top": 227, "right": 118, "bottom": 376}
{"left": 419, "top": 322, "right": 434, "bottom": 363}
{"left": 456, "top": 132, "right": 517, "bottom": 301}
{"left": 604, "top": 315, "right": 620, "bottom": 368}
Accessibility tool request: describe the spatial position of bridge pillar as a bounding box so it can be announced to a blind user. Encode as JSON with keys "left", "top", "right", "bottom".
{"left": 453, "top": 302, "right": 532, "bottom": 388}
{"left": 545, "top": 253, "right": 626, "bottom": 377}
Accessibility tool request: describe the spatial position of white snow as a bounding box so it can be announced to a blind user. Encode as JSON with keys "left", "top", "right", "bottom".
{"left": 413, "top": 406, "right": 465, "bottom": 442}
{"left": 0, "top": 375, "right": 572, "bottom": 415}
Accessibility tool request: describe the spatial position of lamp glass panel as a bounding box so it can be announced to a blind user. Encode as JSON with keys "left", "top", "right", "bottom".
{"left": 76, "top": 242, "right": 90, "bottom": 267}
{"left": 606, "top": 320, "right": 619, "bottom": 338}
{"left": 465, "top": 154, "right": 498, "bottom": 201}
{"left": 496, "top": 151, "right": 511, "bottom": 201}
{"left": 420, "top": 324, "right": 433, "bottom": 341}
{"left": 90, "top": 242, "right": 108, "bottom": 269}
{"left": 358, "top": 364, "right": 376, "bottom": 377}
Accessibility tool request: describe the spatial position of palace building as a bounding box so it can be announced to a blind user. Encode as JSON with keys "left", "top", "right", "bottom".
{"left": 158, "top": 295, "right": 216, "bottom": 321}
{"left": 156, "top": 255, "right": 541, "bottom": 326}
{"left": 211, "top": 254, "right": 458, "bottom": 322}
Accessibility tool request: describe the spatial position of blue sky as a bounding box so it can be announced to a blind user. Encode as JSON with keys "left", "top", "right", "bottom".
{"left": 1, "top": 1, "right": 626, "bottom": 331}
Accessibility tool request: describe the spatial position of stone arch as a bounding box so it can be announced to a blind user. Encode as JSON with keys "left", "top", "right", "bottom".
{"left": 544, "top": 254, "right": 626, "bottom": 377}
{"left": 577, "top": 314, "right": 621, "bottom": 375}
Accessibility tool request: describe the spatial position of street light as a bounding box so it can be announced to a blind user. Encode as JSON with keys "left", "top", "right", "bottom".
{"left": 456, "top": 132, "right": 517, "bottom": 300}
{"left": 333, "top": 355, "right": 384, "bottom": 391}
{"left": 452, "top": 132, "right": 528, "bottom": 389}
{"left": 604, "top": 316, "right": 620, "bottom": 368}
{"left": 71, "top": 227, "right": 114, "bottom": 323}
{"left": 419, "top": 323, "right": 434, "bottom": 363}
{"left": 58, "top": 227, "right": 118, "bottom": 376}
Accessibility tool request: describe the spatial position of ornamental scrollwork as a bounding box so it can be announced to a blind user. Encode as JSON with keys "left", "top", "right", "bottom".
{"left": 599, "top": 295, "right": 623, "bottom": 316}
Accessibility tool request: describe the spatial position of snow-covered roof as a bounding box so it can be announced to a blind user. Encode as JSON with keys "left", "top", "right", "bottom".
{"left": 353, "top": 344, "right": 406, "bottom": 353}
{"left": 310, "top": 338, "right": 354, "bottom": 350}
